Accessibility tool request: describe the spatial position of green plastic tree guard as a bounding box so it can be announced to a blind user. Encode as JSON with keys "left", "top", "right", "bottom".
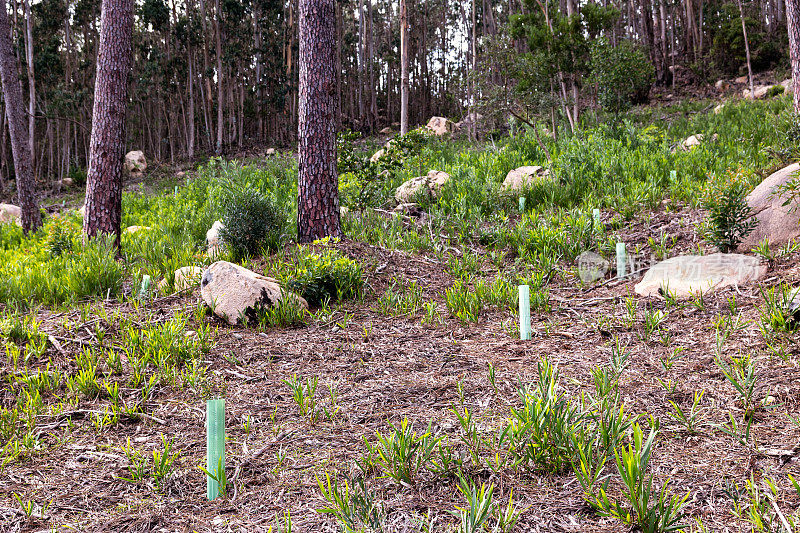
{"left": 139, "top": 275, "right": 151, "bottom": 298}
{"left": 616, "top": 242, "right": 627, "bottom": 279}
{"left": 518, "top": 285, "right": 531, "bottom": 340}
{"left": 206, "top": 399, "right": 225, "bottom": 500}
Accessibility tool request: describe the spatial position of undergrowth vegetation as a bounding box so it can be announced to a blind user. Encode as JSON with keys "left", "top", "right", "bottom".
{"left": 2, "top": 96, "right": 800, "bottom": 530}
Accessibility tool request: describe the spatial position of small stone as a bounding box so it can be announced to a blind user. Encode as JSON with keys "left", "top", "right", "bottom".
{"left": 576, "top": 251, "right": 610, "bottom": 283}
{"left": 207, "top": 220, "right": 225, "bottom": 258}
{"left": 370, "top": 148, "right": 385, "bottom": 162}
{"left": 123, "top": 225, "right": 151, "bottom": 235}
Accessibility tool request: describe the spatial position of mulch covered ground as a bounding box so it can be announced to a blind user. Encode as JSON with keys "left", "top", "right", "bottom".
{"left": 2, "top": 202, "right": 799, "bottom": 532}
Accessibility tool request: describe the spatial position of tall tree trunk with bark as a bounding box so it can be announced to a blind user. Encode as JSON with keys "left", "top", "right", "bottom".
{"left": 83, "top": 0, "right": 134, "bottom": 248}
{"left": 400, "top": 0, "right": 409, "bottom": 134}
{"left": 22, "top": 0, "right": 34, "bottom": 164}
{"left": 0, "top": 0, "right": 39, "bottom": 232}
{"left": 297, "top": 0, "right": 342, "bottom": 243}
{"left": 787, "top": 0, "right": 800, "bottom": 113}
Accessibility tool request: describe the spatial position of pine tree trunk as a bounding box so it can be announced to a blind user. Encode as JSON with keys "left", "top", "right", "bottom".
{"left": 400, "top": 0, "right": 409, "bottom": 134}
{"left": 0, "top": 1, "right": 39, "bottom": 232}
{"left": 83, "top": 0, "right": 133, "bottom": 248}
{"left": 787, "top": 0, "right": 800, "bottom": 113}
{"left": 297, "top": 0, "right": 342, "bottom": 243}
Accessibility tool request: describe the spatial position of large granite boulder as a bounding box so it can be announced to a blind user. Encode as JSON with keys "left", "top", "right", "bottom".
{"left": 424, "top": 116, "right": 456, "bottom": 136}
{"left": 200, "top": 261, "right": 308, "bottom": 325}
{"left": 743, "top": 85, "right": 772, "bottom": 99}
{"left": 395, "top": 170, "right": 450, "bottom": 203}
{"left": 0, "top": 204, "right": 21, "bottom": 225}
{"left": 502, "top": 166, "right": 550, "bottom": 192}
{"left": 635, "top": 253, "right": 767, "bottom": 298}
{"left": 738, "top": 163, "right": 800, "bottom": 251}
{"left": 124, "top": 151, "right": 147, "bottom": 178}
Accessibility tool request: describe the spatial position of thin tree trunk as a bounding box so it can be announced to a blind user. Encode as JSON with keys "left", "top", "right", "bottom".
{"left": 738, "top": 0, "right": 755, "bottom": 97}
{"left": 297, "top": 0, "right": 341, "bottom": 242}
{"left": 22, "top": 0, "right": 34, "bottom": 167}
{"left": 400, "top": 0, "right": 409, "bottom": 134}
{"left": 214, "top": 0, "right": 223, "bottom": 154}
{"left": 83, "top": 0, "right": 134, "bottom": 248}
{"left": 0, "top": 0, "right": 39, "bottom": 231}
{"left": 188, "top": 49, "right": 195, "bottom": 159}
{"left": 787, "top": 0, "right": 800, "bottom": 113}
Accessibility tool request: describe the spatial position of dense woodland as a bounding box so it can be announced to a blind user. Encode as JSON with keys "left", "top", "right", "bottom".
{"left": 0, "top": 0, "right": 794, "bottom": 186}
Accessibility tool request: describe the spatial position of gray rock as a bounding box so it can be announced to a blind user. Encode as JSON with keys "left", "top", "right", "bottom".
{"left": 158, "top": 266, "right": 205, "bottom": 293}
{"left": 206, "top": 220, "right": 225, "bottom": 259}
{"left": 424, "top": 116, "right": 455, "bottom": 136}
{"left": 395, "top": 170, "right": 450, "bottom": 203}
{"left": 124, "top": 150, "right": 147, "bottom": 178}
{"left": 576, "top": 251, "right": 610, "bottom": 283}
{"left": 501, "top": 166, "right": 550, "bottom": 192}
{"left": 200, "top": 261, "right": 308, "bottom": 326}
{"left": 0, "top": 204, "right": 21, "bottom": 225}
{"left": 739, "top": 163, "right": 800, "bottom": 251}
{"left": 635, "top": 253, "right": 766, "bottom": 298}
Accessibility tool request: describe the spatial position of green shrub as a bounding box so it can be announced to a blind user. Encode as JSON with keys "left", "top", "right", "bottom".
{"left": 591, "top": 39, "right": 654, "bottom": 114}
{"left": 698, "top": 169, "right": 757, "bottom": 252}
{"left": 767, "top": 85, "right": 785, "bottom": 98}
{"left": 65, "top": 236, "right": 125, "bottom": 301}
{"left": 46, "top": 217, "right": 78, "bottom": 257}
{"left": 217, "top": 181, "right": 285, "bottom": 259}
{"left": 283, "top": 244, "right": 364, "bottom": 306}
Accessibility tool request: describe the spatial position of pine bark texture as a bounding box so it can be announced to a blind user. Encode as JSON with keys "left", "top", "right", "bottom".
{"left": 83, "top": 0, "right": 134, "bottom": 248}
{"left": 788, "top": 0, "right": 800, "bottom": 113}
{"left": 0, "top": 2, "right": 40, "bottom": 232}
{"left": 297, "top": 0, "right": 342, "bottom": 243}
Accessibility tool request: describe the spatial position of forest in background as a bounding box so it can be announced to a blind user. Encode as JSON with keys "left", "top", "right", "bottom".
{"left": 3, "top": 0, "right": 795, "bottom": 188}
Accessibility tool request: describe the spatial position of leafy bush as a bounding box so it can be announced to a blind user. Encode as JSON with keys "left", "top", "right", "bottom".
{"left": 282, "top": 244, "right": 364, "bottom": 307}
{"left": 46, "top": 216, "right": 78, "bottom": 256}
{"left": 338, "top": 129, "right": 428, "bottom": 210}
{"left": 217, "top": 181, "right": 285, "bottom": 259}
{"left": 698, "top": 169, "right": 757, "bottom": 252}
{"left": 591, "top": 39, "right": 654, "bottom": 114}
